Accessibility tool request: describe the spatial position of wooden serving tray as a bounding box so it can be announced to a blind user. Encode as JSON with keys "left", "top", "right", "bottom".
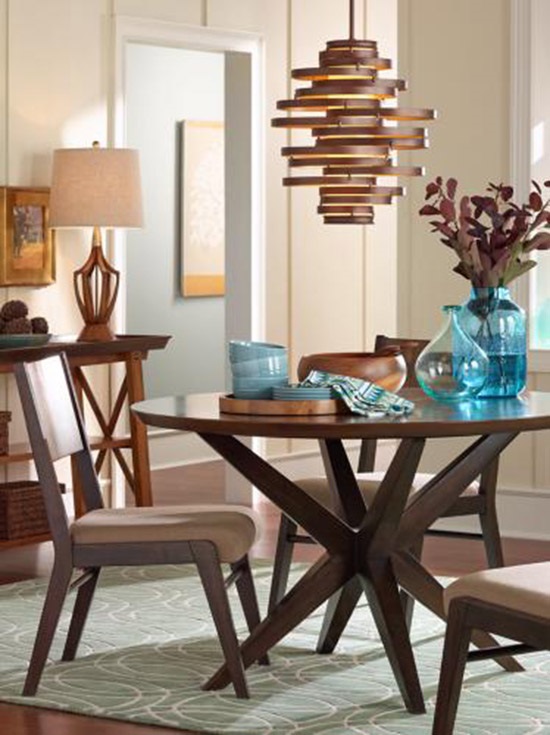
{"left": 219, "top": 395, "right": 348, "bottom": 416}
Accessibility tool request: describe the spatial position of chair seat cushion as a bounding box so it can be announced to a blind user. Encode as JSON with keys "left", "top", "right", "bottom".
{"left": 357, "top": 471, "right": 479, "bottom": 498}
{"left": 71, "top": 505, "right": 258, "bottom": 563}
{"left": 444, "top": 562, "right": 550, "bottom": 619}
{"left": 296, "top": 472, "right": 479, "bottom": 512}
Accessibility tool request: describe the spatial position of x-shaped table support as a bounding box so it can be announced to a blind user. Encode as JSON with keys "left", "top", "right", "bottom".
{"left": 198, "top": 428, "right": 520, "bottom": 713}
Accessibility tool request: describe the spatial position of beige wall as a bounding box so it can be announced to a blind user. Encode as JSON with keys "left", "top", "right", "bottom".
{"left": 0, "top": 0, "right": 398, "bottom": 462}
{"left": 0, "top": 0, "right": 548, "bottom": 539}
{"left": 397, "top": 0, "right": 550, "bottom": 539}
{"left": 397, "top": 0, "right": 511, "bottom": 337}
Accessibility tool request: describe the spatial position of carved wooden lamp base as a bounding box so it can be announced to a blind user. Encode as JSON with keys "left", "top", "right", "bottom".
{"left": 74, "top": 227, "right": 119, "bottom": 342}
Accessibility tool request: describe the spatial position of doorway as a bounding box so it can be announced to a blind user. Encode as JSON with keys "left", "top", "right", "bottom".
{"left": 112, "top": 17, "right": 264, "bottom": 498}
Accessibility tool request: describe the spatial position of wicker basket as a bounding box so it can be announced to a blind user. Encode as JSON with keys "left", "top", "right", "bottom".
{"left": 0, "top": 481, "right": 50, "bottom": 540}
{"left": 0, "top": 411, "right": 11, "bottom": 455}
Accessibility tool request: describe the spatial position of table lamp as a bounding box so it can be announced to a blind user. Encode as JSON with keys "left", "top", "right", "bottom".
{"left": 49, "top": 141, "right": 143, "bottom": 341}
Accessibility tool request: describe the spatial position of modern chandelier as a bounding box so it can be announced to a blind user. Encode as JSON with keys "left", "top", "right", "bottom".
{"left": 272, "top": 0, "right": 436, "bottom": 225}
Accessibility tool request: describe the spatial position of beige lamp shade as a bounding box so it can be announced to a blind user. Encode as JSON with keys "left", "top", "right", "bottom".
{"left": 49, "top": 147, "right": 144, "bottom": 228}
{"left": 49, "top": 143, "right": 143, "bottom": 342}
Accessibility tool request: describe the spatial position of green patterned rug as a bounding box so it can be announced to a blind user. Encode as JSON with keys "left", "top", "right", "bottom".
{"left": 0, "top": 562, "right": 548, "bottom": 734}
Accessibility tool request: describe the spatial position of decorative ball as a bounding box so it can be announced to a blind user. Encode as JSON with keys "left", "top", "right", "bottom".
{"left": 30, "top": 317, "right": 49, "bottom": 334}
{"left": 0, "top": 299, "right": 28, "bottom": 322}
{"left": 3, "top": 317, "right": 32, "bottom": 334}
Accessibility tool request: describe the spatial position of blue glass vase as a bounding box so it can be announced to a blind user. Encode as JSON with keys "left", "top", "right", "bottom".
{"left": 459, "top": 287, "right": 526, "bottom": 398}
{"left": 415, "top": 305, "right": 489, "bottom": 402}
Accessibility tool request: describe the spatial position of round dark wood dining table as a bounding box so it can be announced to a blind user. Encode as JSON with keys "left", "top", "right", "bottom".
{"left": 132, "top": 389, "right": 550, "bottom": 713}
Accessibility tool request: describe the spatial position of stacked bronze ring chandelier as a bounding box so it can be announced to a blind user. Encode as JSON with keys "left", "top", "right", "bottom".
{"left": 272, "top": 0, "right": 436, "bottom": 224}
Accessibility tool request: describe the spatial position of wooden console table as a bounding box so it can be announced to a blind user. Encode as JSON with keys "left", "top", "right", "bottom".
{"left": 0, "top": 334, "right": 170, "bottom": 538}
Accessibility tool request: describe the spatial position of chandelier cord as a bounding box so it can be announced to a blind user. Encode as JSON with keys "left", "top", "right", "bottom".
{"left": 349, "top": 0, "right": 355, "bottom": 40}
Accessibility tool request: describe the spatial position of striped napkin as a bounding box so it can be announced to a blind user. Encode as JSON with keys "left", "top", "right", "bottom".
{"left": 300, "top": 370, "right": 414, "bottom": 417}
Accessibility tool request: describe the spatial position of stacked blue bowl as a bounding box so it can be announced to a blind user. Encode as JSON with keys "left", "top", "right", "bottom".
{"left": 229, "top": 341, "right": 289, "bottom": 399}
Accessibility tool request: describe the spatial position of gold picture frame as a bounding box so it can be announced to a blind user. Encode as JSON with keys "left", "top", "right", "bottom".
{"left": 0, "top": 186, "right": 55, "bottom": 286}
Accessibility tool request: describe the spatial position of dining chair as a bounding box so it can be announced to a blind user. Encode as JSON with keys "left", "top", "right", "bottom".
{"left": 268, "top": 334, "right": 505, "bottom": 627}
{"left": 15, "top": 353, "right": 267, "bottom": 699}
{"left": 432, "top": 562, "right": 550, "bottom": 734}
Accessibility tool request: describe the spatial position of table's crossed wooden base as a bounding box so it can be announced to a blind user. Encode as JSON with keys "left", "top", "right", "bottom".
{"left": 199, "top": 431, "right": 522, "bottom": 713}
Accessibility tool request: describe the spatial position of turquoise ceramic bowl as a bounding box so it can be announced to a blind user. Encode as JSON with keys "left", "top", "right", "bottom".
{"left": 230, "top": 354, "right": 288, "bottom": 378}
{"left": 229, "top": 340, "right": 287, "bottom": 362}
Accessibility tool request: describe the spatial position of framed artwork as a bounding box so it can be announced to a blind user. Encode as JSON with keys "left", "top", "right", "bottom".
{"left": 0, "top": 187, "right": 55, "bottom": 286}
{"left": 179, "top": 120, "right": 225, "bottom": 297}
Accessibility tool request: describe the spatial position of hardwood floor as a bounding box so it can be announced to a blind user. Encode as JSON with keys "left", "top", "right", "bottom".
{"left": 1, "top": 460, "right": 549, "bottom": 735}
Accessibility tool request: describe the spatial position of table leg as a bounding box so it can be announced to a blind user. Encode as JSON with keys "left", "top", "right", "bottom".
{"left": 315, "top": 440, "right": 368, "bottom": 656}
{"left": 204, "top": 552, "right": 351, "bottom": 691}
{"left": 317, "top": 577, "right": 363, "bottom": 654}
{"left": 319, "top": 439, "right": 425, "bottom": 658}
{"left": 125, "top": 352, "right": 153, "bottom": 506}
{"left": 359, "top": 559, "right": 425, "bottom": 714}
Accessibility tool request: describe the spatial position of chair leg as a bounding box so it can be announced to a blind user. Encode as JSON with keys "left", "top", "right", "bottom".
{"left": 431, "top": 600, "right": 472, "bottom": 735}
{"left": 191, "top": 541, "right": 249, "bottom": 699}
{"left": 23, "top": 561, "right": 73, "bottom": 696}
{"left": 400, "top": 535, "right": 424, "bottom": 631}
{"left": 62, "top": 568, "right": 101, "bottom": 661}
{"left": 479, "top": 505, "right": 505, "bottom": 568}
{"left": 231, "top": 556, "right": 269, "bottom": 666}
{"left": 478, "top": 458, "right": 504, "bottom": 568}
{"left": 267, "top": 513, "right": 298, "bottom": 613}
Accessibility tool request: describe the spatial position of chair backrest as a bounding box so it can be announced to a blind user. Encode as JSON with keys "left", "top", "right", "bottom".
{"left": 374, "top": 334, "right": 429, "bottom": 389}
{"left": 15, "top": 353, "right": 104, "bottom": 549}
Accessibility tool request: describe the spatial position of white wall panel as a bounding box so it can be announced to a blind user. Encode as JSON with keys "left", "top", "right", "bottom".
{"left": 364, "top": 0, "right": 398, "bottom": 348}
{"left": 8, "top": 0, "right": 108, "bottom": 183}
{"left": 206, "top": 0, "right": 263, "bottom": 32}
{"left": 6, "top": 0, "right": 106, "bottom": 336}
{"left": 261, "top": 1, "right": 291, "bottom": 457}
{"left": 114, "top": 0, "right": 202, "bottom": 24}
{"left": 6, "top": 0, "right": 110, "bottom": 467}
{"left": 0, "top": 0, "right": 6, "bottom": 183}
{"left": 534, "top": 372, "right": 550, "bottom": 492}
{"left": 397, "top": 0, "right": 510, "bottom": 338}
{"left": 262, "top": 1, "right": 290, "bottom": 350}
{"left": 289, "top": 0, "right": 364, "bottom": 378}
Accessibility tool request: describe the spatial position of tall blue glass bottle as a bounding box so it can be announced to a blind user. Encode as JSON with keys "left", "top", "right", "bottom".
{"left": 459, "top": 287, "right": 526, "bottom": 398}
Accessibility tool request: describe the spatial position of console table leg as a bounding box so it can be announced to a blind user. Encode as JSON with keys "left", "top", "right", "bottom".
{"left": 126, "top": 352, "right": 153, "bottom": 506}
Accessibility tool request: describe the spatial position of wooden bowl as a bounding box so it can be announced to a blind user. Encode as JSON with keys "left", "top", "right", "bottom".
{"left": 297, "top": 346, "right": 407, "bottom": 392}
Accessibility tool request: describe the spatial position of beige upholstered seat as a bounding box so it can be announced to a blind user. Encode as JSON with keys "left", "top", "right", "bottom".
{"left": 444, "top": 562, "right": 550, "bottom": 619}
{"left": 296, "top": 474, "right": 479, "bottom": 513}
{"left": 433, "top": 561, "right": 550, "bottom": 734}
{"left": 72, "top": 505, "right": 258, "bottom": 562}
